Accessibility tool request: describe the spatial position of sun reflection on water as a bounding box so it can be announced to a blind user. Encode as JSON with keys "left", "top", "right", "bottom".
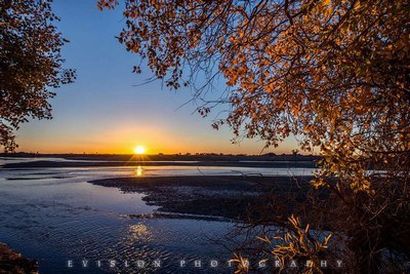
{"left": 128, "top": 223, "right": 152, "bottom": 241}
{"left": 135, "top": 166, "right": 144, "bottom": 177}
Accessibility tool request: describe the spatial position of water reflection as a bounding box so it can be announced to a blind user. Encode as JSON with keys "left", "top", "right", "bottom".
{"left": 129, "top": 223, "right": 152, "bottom": 241}
{"left": 0, "top": 158, "right": 314, "bottom": 273}
{"left": 134, "top": 166, "right": 144, "bottom": 177}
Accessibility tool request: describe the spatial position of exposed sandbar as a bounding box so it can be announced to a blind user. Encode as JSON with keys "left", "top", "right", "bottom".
{"left": 89, "top": 176, "right": 315, "bottom": 221}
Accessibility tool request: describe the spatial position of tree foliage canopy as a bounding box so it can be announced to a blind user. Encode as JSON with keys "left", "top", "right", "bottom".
{"left": 0, "top": 0, "right": 75, "bottom": 151}
{"left": 99, "top": 0, "right": 409, "bottom": 271}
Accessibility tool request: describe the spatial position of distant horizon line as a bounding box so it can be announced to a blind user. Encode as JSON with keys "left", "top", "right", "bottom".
{"left": 1, "top": 151, "right": 316, "bottom": 157}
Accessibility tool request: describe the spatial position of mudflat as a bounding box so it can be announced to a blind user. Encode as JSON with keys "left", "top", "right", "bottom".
{"left": 89, "top": 176, "right": 314, "bottom": 221}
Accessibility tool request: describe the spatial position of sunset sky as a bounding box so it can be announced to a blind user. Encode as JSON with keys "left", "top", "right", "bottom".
{"left": 16, "top": 0, "right": 298, "bottom": 155}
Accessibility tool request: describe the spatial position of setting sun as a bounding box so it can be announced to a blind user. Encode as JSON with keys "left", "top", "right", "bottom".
{"left": 133, "top": 145, "right": 146, "bottom": 155}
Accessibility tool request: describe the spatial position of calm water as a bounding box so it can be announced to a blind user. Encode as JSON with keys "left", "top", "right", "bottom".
{"left": 0, "top": 158, "right": 314, "bottom": 273}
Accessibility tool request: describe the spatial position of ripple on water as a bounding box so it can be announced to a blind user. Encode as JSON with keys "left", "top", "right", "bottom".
{"left": 0, "top": 164, "right": 252, "bottom": 273}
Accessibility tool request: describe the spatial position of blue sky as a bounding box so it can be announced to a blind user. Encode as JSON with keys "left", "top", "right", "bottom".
{"left": 16, "top": 0, "right": 297, "bottom": 155}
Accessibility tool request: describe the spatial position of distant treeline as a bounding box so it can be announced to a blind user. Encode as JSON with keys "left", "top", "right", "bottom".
{"left": 0, "top": 152, "right": 320, "bottom": 162}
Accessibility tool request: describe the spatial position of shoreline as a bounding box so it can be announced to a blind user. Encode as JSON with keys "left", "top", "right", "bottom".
{"left": 1, "top": 160, "right": 316, "bottom": 169}
{"left": 0, "top": 243, "right": 38, "bottom": 274}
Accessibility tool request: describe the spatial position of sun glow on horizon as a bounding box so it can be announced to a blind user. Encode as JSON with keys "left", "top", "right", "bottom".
{"left": 133, "top": 145, "right": 146, "bottom": 155}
